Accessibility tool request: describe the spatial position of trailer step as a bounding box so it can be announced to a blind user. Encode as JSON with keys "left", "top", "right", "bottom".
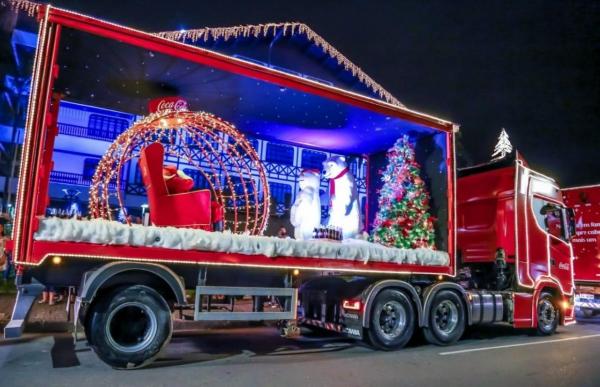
{"left": 194, "top": 286, "right": 297, "bottom": 321}
{"left": 4, "top": 319, "right": 26, "bottom": 338}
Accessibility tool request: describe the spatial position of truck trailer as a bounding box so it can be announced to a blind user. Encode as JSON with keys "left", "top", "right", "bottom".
{"left": 563, "top": 184, "right": 600, "bottom": 317}
{"left": 3, "top": 2, "right": 576, "bottom": 369}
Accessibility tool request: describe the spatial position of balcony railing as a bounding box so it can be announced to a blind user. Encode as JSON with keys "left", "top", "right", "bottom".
{"left": 50, "top": 170, "right": 123, "bottom": 190}
{"left": 57, "top": 123, "right": 120, "bottom": 142}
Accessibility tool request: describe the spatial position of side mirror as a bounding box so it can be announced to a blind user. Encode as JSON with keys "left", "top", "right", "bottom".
{"left": 566, "top": 207, "right": 576, "bottom": 241}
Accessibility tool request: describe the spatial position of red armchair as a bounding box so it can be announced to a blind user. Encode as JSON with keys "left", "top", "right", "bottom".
{"left": 138, "top": 143, "right": 223, "bottom": 231}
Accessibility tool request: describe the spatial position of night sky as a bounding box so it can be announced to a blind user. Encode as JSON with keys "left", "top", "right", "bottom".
{"left": 45, "top": 0, "right": 600, "bottom": 186}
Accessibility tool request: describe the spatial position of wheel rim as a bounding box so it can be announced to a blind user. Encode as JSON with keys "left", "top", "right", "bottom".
{"left": 433, "top": 299, "right": 459, "bottom": 336}
{"left": 538, "top": 299, "right": 557, "bottom": 331}
{"left": 105, "top": 301, "right": 158, "bottom": 353}
{"left": 376, "top": 300, "right": 407, "bottom": 340}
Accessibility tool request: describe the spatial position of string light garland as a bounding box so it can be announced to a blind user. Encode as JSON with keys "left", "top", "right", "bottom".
{"left": 3, "top": 0, "right": 39, "bottom": 16}
{"left": 156, "top": 22, "right": 403, "bottom": 108}
{"left": 7, "top": 1, "right": 401, "bottom": 108}
{"left": 89, "top": 108, "right": 270, "bottom": 235}
{"left": 370, "top": 135, "right": 435, "bottom": 249}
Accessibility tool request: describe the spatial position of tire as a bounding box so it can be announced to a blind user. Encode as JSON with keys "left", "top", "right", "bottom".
{"left": 423, "top": 290, "right": 466, "bottom": 346}
{"left": 84, "top": 311, "right": 94, "bottom": 346}
{"left": 366, "top": 289, "right": 415, "bottom": 350}
{"left": 536, "top": 291, "right": 559, "bottom": 336}
{"left": 86, "top": 285, "right": 173, "bottom": 369}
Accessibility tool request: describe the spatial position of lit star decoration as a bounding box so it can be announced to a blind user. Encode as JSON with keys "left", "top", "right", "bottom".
{"left": 370, "top": 135, "right": 435, "bottom": 249}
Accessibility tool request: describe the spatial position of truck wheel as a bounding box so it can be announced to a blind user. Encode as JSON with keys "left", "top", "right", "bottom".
{"left": 366, "top": 289, "right": 415, "bottom": 350}
{"left": 87, "top": 285, "right": 172, "bottom": 369}
{"left": 536, "top": 292, "right": 559, "bottom": 336}
{"left": 423, "top": 290, "right": 466, "bottom": 346}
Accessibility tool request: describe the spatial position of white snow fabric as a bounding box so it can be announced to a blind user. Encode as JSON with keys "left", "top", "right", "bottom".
{"left": 34, "top": 217, "right": 449, "bottom": 267}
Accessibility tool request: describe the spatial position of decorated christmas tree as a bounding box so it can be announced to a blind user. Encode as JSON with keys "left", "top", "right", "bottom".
{"left": 371, "top": 135, "right": 435, "bottom": 249}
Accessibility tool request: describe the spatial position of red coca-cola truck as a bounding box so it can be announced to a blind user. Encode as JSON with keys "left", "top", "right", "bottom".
{"left": 3, "top": 2, "right": 576, "bottom": 369}
{"left": 563, "top": 185, "right": 600, "bottom": 317}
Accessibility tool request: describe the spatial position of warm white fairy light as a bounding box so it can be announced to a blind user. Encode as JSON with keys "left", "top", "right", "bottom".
{"left": 28, "top": 251, "right": 452, "bottom": 276}
{"left": 89, "top": 109, "right": 270, "bottom": 235}
{"left": 156, "top": 22, "right": 403, "bottom": 107}
{"left": 5, "top": 0, "right": 39, "bottom": 16}
{"left": 12, "top": 3, "right": 49, "bottom": 264}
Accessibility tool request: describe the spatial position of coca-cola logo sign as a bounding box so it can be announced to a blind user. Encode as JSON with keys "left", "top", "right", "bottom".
{"left": 148, "top": 97, "right": 188, "bottom": 113}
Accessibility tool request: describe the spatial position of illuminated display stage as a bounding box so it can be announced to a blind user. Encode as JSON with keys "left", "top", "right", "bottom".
{"left": 50, "top": 24, "right": 452, "bottom": 244}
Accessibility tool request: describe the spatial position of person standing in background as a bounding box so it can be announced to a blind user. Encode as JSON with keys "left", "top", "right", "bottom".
{"left": 0, "top": 250, "right": 6, "bottom": 283}
{"left": 0, "top": 223, "right": 8, "bottom": 283}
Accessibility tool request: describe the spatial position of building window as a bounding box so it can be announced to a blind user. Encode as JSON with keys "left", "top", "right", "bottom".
{"left": 301, "top": 149, "right": 327, "bottom": 170}
{"left": 348, "top": 157, "right": 363, "bottom": 176}
{"left": 269, "top": 182, "right": 292, "bottom": 215}
{"left": 265, "top": 143, "right": 294, "bottom": 165}
{"left": 186, "top": 132, "right": 222, "bottom": 152}
{"left": 229, "top": 135, "right": 259, "bottom": 152}
{"left": 83, "top": 158, "right": 100, "bottom": 181}
{"left": 87, "top": 114, "right": 129, "bottom": 140}
{"left": 223, "top": 176, "right": 257, "bottom": 208}
{"left": 133, "top": 160, "right": 144, "bottom": 184}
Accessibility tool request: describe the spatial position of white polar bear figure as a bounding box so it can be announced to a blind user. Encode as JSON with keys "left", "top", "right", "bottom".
{"left": 323, "top": 155, "right": 361, "bottom": 239}
{"left": 290, "top": 169, "right": 321, "bottom": 240}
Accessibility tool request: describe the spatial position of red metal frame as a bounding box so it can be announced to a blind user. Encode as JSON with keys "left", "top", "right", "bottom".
{"left": 13, "top": 5, "right": 457, "bottom": 277}
{"left": 447, "top": 130, "right": 457, "bottom": 275}
{"left": 13, "top": 7, "right": 61, "bottom": 271}
{"left": 30, "top": 241, "right": 452, "bottom": 275}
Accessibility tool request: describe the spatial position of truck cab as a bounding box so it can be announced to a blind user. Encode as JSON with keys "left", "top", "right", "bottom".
{"left": 457, "top": 154, "right": 576, "bottom": 325}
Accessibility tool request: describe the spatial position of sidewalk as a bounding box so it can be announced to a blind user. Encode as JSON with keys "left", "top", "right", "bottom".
{"left": 0, "top": 293, "right": 71, "bottom": 333}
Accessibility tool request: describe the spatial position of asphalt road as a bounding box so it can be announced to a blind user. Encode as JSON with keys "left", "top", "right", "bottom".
{"left": 1, "top": 317, "right": 600, "bottom": 387}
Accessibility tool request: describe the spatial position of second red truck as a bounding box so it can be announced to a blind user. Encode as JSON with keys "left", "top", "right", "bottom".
{"left": 563, "top": 184, "right": 600, "bottom": 317}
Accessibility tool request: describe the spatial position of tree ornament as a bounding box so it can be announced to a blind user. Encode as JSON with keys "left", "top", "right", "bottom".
{"left": 491, "top": 128, "right": 513, "bottom": 160}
